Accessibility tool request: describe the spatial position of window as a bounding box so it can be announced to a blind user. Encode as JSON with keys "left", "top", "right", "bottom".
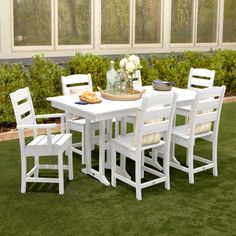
{"left": 58, "top": 0, "right": 91, "bottom": 45}
{"left": 135, "top": 0, "right": 161, "bottom": 44}
{"left": 223, "top": 0, "right": 236, "bottom": 42}
{"left": 171, "top": 0, "right": 193, "bottom": 44}
{"left": 197, "top": 0, "right": 218, "bottom": 43}
{"left": 101, "top": 0, "right": 130, "bottom": 45}
{"left": 13, "top": 0, "right": 51, "bottom": 46}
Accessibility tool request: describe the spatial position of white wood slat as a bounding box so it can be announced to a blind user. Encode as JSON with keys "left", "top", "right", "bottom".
{"left": 143, "top": 107, "right": 171, "bottom": 121}
{"left": 199, "top": 87, "right": 222, "bottom": 99}
{"left": 54, "top": 134, "right": 71, "bottom": 147}
{"left": 20, "top": 114, "right": 35, "bottom": 125}
{"left": 195, "top": 112, "right": 217, "bottom": 124}
{"left": 18, "top": 101, "right": 31, "bottom": 115}
{"left": 198, "top": 99, "right": 219, "bottom": 111}
{"left": 191, "top": 78, "right": 212, "bottom": 87}
{"left": 142, "top": 120, "right": 169, "bottom": 136}
{"left": 12, "top": 88, "right": 28, "bottom": 103}
{"left": 27, "top": 135, "right": 48, "bottom": 147}
{"left": 191, "top": 68, "right": 215, "bottom": 78}
{"left": 64, "top": 75, "right": 91, "bottom": 85}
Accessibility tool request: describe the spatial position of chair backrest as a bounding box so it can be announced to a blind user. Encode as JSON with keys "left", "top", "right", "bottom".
{"left": 61, "top": 74, "right": 93, "bottom": 95}
{"left": 134, "top": 92, "right": 177, "bottom": 149}
{"left": 10, "top": 87, "right": 36, "bottom": 126}
{"left": 188, "top": 86, "right": 226, "bottom": 137}
{"left": 133, "top": 70, "right": 142, "bottom": 88}
{"left": 187, "top": 68, "right": 215, "bottom": 91}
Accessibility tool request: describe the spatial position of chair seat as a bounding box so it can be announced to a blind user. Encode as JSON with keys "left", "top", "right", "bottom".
{"left": 113, "top": 133, "right": 165, "bottom": 152}
{"left": 68, "top": 118, "right": 99, "bottom": 132}
{"left": 26, "top": 134, "right": 72, "bottom": 155}
{"left": 172, "top": 124, "right": 213, "bottom": 140}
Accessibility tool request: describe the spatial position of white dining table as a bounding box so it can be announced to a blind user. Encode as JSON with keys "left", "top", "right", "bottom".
{"left": 47, "top": 86, "right": 196, "bottom": 186}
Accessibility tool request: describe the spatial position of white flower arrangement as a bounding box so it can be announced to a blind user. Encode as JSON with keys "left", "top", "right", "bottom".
{"left": 119, "top": 55, "right": 142, "bottom": 80}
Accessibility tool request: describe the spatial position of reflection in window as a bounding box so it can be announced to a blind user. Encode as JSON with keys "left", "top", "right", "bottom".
{"left": 197, "top": 0, "right": 217, "bottom": 43}
{"left": 101, "top": 0, "right": 130, "bottom": 44}
{"left": 171, "top": 0, "right": 193, "bottom": 43}
{"left": 58, "top": 0, "right": 91, "bottom": 45}
{"left": 13, "top": 0, "right": 51, "bottom": 46}
{"left": 223, "top": 0, "right": 236, "bottom": 42}
{"left": 135, "top": 0, "right": 161, "bottom": 44}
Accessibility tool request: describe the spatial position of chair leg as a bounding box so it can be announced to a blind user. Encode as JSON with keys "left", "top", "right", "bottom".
{"left": 135, "top": 157, "right": 142, "bottom": 201}
{"left": 34, "top": 156, "right": 39, "bottom": 177}
{"left": 68, "top": 145, "right": 73, "bottom": 180}
{"left": 81, "top": 127, "right": 85, "bottom": 165}
{"left": 21, "top": 155, "right": 27, "bottom": 193}
{"left": 141, "top": 151, "right": 145, "bottom": 179}
{"left": 111, "top": 142, "right": 116, "bottom": 187}
{"left": 58, "top": 151, "right": 64, "bottom": 195}
{"left": 212, "top": 139, "right": 218, "bottom": 176}
{"left": 163, "top": 151, "right": 170, "bottom": 190}
{"left": 187, "top": 147, "right": 194, "bottom": 184}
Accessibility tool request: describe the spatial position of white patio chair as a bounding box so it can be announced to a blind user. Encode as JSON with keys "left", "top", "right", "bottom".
{"left": 115, "top": 69, "right": 142, "bottom": 136}
{"left": 10, "top": 87, "right": 73, "bottom": 195}
{"left": 176, "top": 68, "right": 215, "bottom": 118}
{"left": 61, "top": 74, "right": 99, "bottom": 164}
{"left": 111, "top": 92, "right": 177, "bottom": 200}
{"left": 170, "top": 86, "right": 226, "bottom": 184}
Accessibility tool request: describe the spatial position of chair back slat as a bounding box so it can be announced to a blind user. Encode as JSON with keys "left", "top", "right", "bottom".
{"left": 195, "top": 112, "right": 217, "bottom": 125}
{"left": 133, "top": 70, "right": 142, "bottom": 88}
{"left": 142, "top": 92, "right": 174, "bottom": 108}
{"left": 134, "top": 93, "right": 177, "bottom": 148}
{"left": 142, "top": 120, "right": 169, "bottom": 136}
{"left": 197, "top": 99, "right": 219, "bottom": 111}
{"left": 190, "top": 78, "right": 212, "bottom": 87}
{"left": 143, "top": 107, "right": 171, "bottom": 121}
{"left": 188, "top": 86, "right": 226, "bottom": 136}
{"left": 10, "top": 87, "right": 36, "bottom": 126}
{"left": 188, "top": 68, "right": 215, "bottom": 90}
{"left": 18, "top": 100, "right": 31, "bottom": 116}
{"left": 61, "top": 74, "right": 92, "bottom": 95}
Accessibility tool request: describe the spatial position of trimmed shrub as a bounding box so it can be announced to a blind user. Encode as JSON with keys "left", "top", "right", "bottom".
{"left": 0, "top": 64, "right": 27, "bottom": 126}
{"left": 28, "top": 55, "right": 62, "bottom": 115}
{"left": 66, "top": 53, "right": 110, "bottom": 90}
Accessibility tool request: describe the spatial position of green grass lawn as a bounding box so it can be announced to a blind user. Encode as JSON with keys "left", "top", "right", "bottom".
{"left": 0, "top": 103, "right": 236, "bottom": 236}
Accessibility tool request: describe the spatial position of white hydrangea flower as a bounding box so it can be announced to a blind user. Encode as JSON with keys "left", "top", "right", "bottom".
{"left": 128, "top": 55, "right": 140, "bottom": 65}
{"left": 119, "top": 58, "right": 128, "bottom": 68}
{"left": 125, "top": 61, "right": 135, "bottom": 73}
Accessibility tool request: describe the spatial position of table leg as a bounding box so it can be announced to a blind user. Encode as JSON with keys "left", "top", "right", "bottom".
{"left": 105, "top": 119, "right": 112, "bottom": 169}
{"left": 82, "top": 119, "right": 110, "bottom": 186}
{"left": 81, "top": 119, "right": 91, "bottom": 175}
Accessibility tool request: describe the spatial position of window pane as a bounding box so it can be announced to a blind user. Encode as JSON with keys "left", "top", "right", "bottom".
{"left": 101, "top": 0, "right": 130, "bottom": 44}
{"left": 171, "top": 0, "right": 193, "bottom": 43}
{"left": 223, "top": 0, "right": 236, "bottom": 42}
{"left": 13, "top": 0, "right": 51, "bottom": 46}
{"left": 197, "top": 0, "right": 217, "bottom": 43}
{"left": 58, "top": 0, "right": 91, "bottom": 45}
{"left": 135, "top": 0, "right": 161, "bottom": 44}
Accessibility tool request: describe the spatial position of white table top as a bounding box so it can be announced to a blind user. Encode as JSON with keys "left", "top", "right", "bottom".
{"left": 47, "top": 86, "right": 196, "bottom": 122}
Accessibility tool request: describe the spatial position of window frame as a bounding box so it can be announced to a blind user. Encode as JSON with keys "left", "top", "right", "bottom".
{"left": 133, "top": 0, "right": 163, "bottom": 49}
{"left": 195, "top": 0, "right": 219, "bottom": 47}
{"left": 55, "top": 0, "right": 94, "bottom": 50}
{"left": 11, "top": 0, "right": 54, "bottom": 52}
{"left": 99, "top": 0, "right": 132, "bottom": 49}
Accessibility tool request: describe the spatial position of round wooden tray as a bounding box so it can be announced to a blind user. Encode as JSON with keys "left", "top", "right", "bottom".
{"left": 97, "top": 87, "right": 143, "bottom": 101}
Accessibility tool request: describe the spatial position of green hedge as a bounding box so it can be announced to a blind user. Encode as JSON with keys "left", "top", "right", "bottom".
{"left": 0, "top": 64, "right": 27, "bottom": 126}
{"left": 28, "top": 55, "right": 62, "bottom": 115}
{"left": 0, "top": 50, "right": 236, "bottom": 127}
